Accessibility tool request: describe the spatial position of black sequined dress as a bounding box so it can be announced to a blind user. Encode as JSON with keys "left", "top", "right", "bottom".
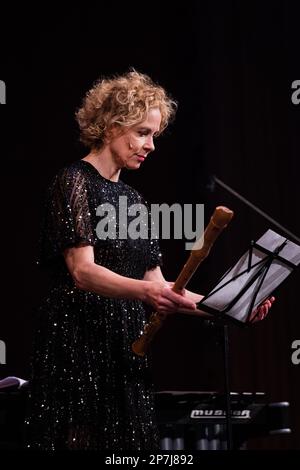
{"left": 25, "top": 160, "right": 162, "bottom": 450}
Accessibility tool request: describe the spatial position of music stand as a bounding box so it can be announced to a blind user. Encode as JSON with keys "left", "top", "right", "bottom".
{"left": 195, "top": 229, "right": 300, "bottom": 449}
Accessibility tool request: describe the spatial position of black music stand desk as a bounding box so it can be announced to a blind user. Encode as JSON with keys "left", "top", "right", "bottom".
{"left": 195, "top": 229, "right": 300, "bottom": 449}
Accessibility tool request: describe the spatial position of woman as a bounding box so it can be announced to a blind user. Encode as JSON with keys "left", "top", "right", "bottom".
{"left": 25, "top": 71, "right": 273, "bottom": 451}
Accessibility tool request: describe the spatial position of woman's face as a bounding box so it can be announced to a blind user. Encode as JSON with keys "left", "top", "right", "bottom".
{"left": 108, "top": 107, "right": 162, "bottom": 170}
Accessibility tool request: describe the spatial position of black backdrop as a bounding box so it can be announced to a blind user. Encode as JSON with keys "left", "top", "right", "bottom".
{"left": 0, "top": 0, "right": 299, "bottom": 449}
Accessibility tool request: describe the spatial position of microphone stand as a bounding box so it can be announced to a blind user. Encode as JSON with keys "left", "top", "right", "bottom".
{"left": 214, "top": 176, "right": 300, "bottom": 244}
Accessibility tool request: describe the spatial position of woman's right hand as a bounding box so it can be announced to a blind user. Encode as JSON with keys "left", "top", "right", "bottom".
{"left": 144, "top": 281, "right": 197, "bottom": 316}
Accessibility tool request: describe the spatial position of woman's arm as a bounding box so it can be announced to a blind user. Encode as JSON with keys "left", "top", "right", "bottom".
{"left": 143, "top": 267, "right": 209, "bottom": 316}
{"left": 144, "top": 267, "right": 202, "bottom": 299}
{"left": 143, "top": 266, "right": 166, "bottom": 282}
{"left": 64, "top": 245, "right": 196, "bottom": 313}
{"left": 142, "top": 267, "right": 274, "bottom": 321}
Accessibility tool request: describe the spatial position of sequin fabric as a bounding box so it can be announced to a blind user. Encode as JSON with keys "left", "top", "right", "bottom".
{"left": 25, "top": 160, "right": 162, "bottom": 450}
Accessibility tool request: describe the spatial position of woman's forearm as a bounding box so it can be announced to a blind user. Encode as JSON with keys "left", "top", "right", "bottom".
{"left": 184, "top": 289, "right": 204, "bottom": 304}
{"left": 74, "top": 262, "right": 148, "bottom": 301}
{"left": 177, "top": 289, "right": 211, "bottom": 318}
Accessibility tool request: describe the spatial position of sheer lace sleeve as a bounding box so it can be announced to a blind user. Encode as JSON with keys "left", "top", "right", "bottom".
{"left": 39, "top": 166, "right": 96, "bottom": 265}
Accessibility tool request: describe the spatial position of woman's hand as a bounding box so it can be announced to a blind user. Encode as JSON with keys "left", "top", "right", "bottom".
{"left": 144, "top": 281, "right": 196, "bottom": 316}
{"left": 249, "top": 296, "right": 275, "bottom": 323}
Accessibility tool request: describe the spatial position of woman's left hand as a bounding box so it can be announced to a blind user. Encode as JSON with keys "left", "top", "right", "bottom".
{"left": 249, "top": 296, "right": 275, "bottom": 323}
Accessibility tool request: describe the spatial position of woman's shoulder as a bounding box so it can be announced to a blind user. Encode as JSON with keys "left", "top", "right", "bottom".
{"left": 49, "top": 160, "right": 91, "bottom": 186}
{"left": 42, "top": 161, "right": 90, "bottom": 200}
{"left": 56, "top": 159, "right": 88, "bottom": 179}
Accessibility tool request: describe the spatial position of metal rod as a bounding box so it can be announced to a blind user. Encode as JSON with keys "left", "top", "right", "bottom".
{"left": 214, "top": 176, "right": 300, "bottom": 244}
{"left": 223, "top": 324, "right": 233, "bottom": 450}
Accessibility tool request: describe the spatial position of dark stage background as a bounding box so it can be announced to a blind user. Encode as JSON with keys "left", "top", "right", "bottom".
{"left": 0, "top": 0, "right": 299, "bottom": 449}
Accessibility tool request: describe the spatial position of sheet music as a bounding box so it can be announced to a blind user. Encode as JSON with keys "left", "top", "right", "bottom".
{"left": 199, "top": 230, "right": 300, "bottom": 323}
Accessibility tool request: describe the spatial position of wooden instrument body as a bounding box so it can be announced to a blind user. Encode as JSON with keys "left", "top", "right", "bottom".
{"left": 132, "top": 206, "right": 234, "bottom": 356}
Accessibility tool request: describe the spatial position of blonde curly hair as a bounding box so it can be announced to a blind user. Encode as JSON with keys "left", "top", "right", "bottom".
{"left": 75, "top": 70, "right": 177, "bottom": 149}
